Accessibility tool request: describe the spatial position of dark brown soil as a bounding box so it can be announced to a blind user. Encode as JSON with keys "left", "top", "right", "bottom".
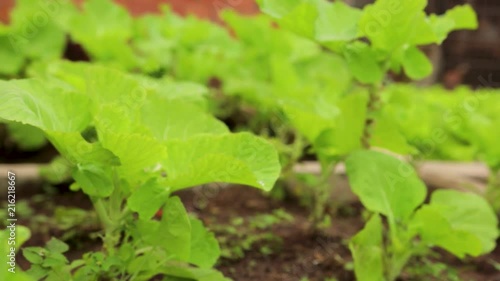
{"left": 11, "top": 183, "right": 500, "bottom": 281}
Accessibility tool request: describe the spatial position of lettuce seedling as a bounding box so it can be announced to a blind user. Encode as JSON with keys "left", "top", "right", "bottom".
{"left": 0, "top": 62, "right": 281, "bottom": 281}
{"left": 346, "top": 150, "right": 499, "bottom": 281}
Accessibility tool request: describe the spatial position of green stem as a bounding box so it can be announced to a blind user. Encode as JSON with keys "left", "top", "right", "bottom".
{"left": 311, "top": 162, "right": 336, "bottom": 230}
{"left": 362, "top": 84, "right": 383, "bottom": 149}
{"left": 93, "top": 198, "right": 118, "bottom": 254}
{"left": 486, "top": 170, "right": 500, "bottom": 212}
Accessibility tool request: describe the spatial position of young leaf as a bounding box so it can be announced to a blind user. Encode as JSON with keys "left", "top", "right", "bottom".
{"left": 159, "top": 197, "right": 192, "bottom": 262}
{"left": 359, "top": 0, "right": 427, "bottom": 50}
{"left": 46, "top": 238, "right": 69, "bottom": 254}
{"left": 410, "top": 205, "right": 484, "bottom": 258}
{"left": 189, "top": 218, "right": 220, "bottom": 269}
{"left": 343, "top": 42, "right": 383, "bottom": 84}
{"left": 279, "top": 2, "right": 317, "bottom": 39}
{"left": 45, "top": 131, "right": 120, "bottom": 166}
{"left": 72, "top": 163, "right": 114, "bottom": 197}
{"left": 345, "top": 150, "right": 427, "bottom": 222}
{"left": 164, "top": 133, "right": 281, "bottom": 192}
{"left": 314, "top": 91, "right": 369, "bottom": 159}
{"left": 315, "top": 1, "right": 362, "bottom": 42}
{"left": 402, "top": 46, "right": 433, "bottom": 80}
{"left": 141, "top": 97, "right": 229, "bottom": 141}
{"left": 412, "top": 190, "right": 499, "bottom": 256}
{"left": 444, "top": 5, "right": 478, "bottom": 30}
{"left": 349, "top": 215, "right": 385, "bottom": 281}
{"left": 127, "top": 179, "right": 171, "bottom": 220}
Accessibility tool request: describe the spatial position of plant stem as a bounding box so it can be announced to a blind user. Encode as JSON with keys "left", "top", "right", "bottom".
{"left": 93, "top": 198, "right": 118, "bottom": 254}
{"left": 486, "top": 170, "right": 500, "bottom": 212}
{"left": 362, "top": 83, "right": 383, "bottom": 149}
{"left": 311, "top": 162, "right": 336, "bottom": 230}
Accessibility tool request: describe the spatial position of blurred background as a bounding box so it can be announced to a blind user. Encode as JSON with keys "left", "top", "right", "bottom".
{"left": 1, "top": 0, "right": 498, "bottom": 89}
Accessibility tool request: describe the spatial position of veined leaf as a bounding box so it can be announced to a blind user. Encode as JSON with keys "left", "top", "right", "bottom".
{"left": 189, "top": 218, "right": 220, "bottom": 268}
{"left": 315, "top": 1, "right": 362, "bottom": 42}
{"left": 410, "top": 205, "right": 484, "bottom": 258}
{"left": 127, "top": 179, "right": 171, "bottom": 220}
{"left": 45, "top": 131, "right": 120, "bottom": 166}
{"left": 141, "top": 97, "right": 229, "bottom": 141}
{"left": 164, "top": 133, "right": 281, "bottom": 191}
{"left": 159, "top": 197, "right": 192, "bottom": 262}
{"left": 72, "top": 163, "right": 114, "bottom": 197}
{"left": 359, "top": 0, "right": 427, "bottom": 50}
{"left": 97, "top": 131, "right": 166, "bottom": 183}
{"left": 412, "top": 190, "right": 499, "bottom": 256}
{"left": 349, "top": 215, "right": 385, "bottom": 281}
{"left": 314, "top": 91, "right": 369, "bottom": 159}
{"left": 0, "top": 79, "right": 91, "bottom": 132}
{"left": 345, "top": 150, "right": 427, "bottom": 222}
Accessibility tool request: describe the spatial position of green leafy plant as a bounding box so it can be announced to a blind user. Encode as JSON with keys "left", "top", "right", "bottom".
{"left": 0, "top": 62, "right": 281, "bottom": 280}
{"left": 345, "top": 150, "right": 499, "bottom": 281}
{"left": 254, "top": 0, "right": 479, "bottom": 228}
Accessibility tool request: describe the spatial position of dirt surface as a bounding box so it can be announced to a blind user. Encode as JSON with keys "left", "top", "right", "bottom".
{"left": 11, "top": 183, "right": 500, "bottom": 281}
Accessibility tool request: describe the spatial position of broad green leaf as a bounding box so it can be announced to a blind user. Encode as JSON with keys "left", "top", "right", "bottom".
{"left": 345, "top": 150, "right": 427, "bottom": 222}
{"left": 402, "top": 46, "right": 433, "bottom": 80}
{"left": 160, "top": 264, "right": 231, "bottom": 281}
{"left": 141, "top": 97, "right": 229, "bottom": 141}
{"left": 164, "top": 133, "right": 281, "bottom": 191}
{"left": 343, "top": 42, "right": 383, "bottom": 84}
{"left": 137, "top": 76, "right": 209, "bottom": 109}
{"left": 189, "top": 218, "right": 220, "bottom": 268}
{"left": 45, "top": 131, "right": 120, "bottom": 166}
{"left": 97, "top": 131, "right": 166, "bottom": 183}
{"left": 72, "top": 163, "right": 114, "bottom": 197}
{"left": 349, "top": 215, "right": 385, "bottom": 281}
{"left": 315, "top": 1, "right": 362, "bottom": 42}
{"left": 314, "top": 91, "right": 369, "bottom": 159}
{"left": 410, "top": 205, "right": 484, "bottom": 258}
{"left": 68, "top": 0, "right": 135, "bottom": 68}
{"left": 359, "top": 0, "right": 427, "bottom": 50}
{"left": 283, "top": 105, "right": 337, "bottom": 143}
{"left": 8, "top": 0, "right": 67, "bottom": 61}
{"left": 127, "top": 179, "right": 171, "bottom": 220}
{"left": 0, "top": 79, "right": 91, "bottom": 132}
{"left": 422, "top": 190, "right": 499, "bottom": 255}
{"left": 371, "top": 112, "right": 417, "bottom": 155}
{"left": 159, "top": 197, "right": 192, "bottom": 262}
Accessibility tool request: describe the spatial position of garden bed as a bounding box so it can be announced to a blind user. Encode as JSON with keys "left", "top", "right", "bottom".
{"left": 10, "top": 179, "right": 500, "bottom": 281}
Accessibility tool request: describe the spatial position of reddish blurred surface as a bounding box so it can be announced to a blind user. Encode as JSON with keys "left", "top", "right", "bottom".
{"left": 0, "top": 0, "right": 258, "bottom": 23}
